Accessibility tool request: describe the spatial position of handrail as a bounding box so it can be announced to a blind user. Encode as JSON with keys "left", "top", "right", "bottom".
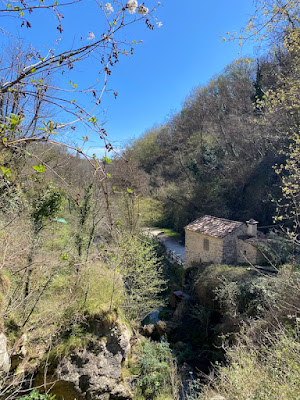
{"left": 143, "top": 229, "right": 185, "bottom": 267}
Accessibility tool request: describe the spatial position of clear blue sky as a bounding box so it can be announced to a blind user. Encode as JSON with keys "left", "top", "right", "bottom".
{"left": 100, "top": 0, "right": 256, "bottom": 152}
{"left": 0, "top": 0, "right": 256, "bottom": 155}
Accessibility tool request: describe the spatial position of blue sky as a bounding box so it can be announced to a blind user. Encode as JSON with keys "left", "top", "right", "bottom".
{"left": 0, "top": 0, "right": 256, "bottom": 156}
{"left": 99, "top": 0, "right": 256, "bottom": 151}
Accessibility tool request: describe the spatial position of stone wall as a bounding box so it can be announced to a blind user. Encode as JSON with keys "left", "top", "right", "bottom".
{"left": 0, "top": 333, "right": 10, "bottom": 375}
{"left": 185, "top": 230, "right": 223, "bottom": 267}
{"left": 237, "top": 239, "right": 259, "bottom": 265}
{"left": 223, "top": 225, "right": 247, "bottom": 264}
{"left": 237, "top": 239, "right": 267, "bottom": 265}
{"left": 185, "top": 225, "right": 266, "bottom": 267}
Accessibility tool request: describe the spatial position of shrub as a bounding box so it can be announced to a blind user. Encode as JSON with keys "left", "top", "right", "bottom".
{"left": 109, "top": 233, "right": 166, "bottom": 322}
{"left": 136, "top": 340, "right": 176, "bottom": 399}
{"left": 17, "top": 390, "right": 56, "bottom": 400}
{"left": 193, "top": 265, "right": 252, "bottom": 310}
{"left": 199, "top": 327, "right": 300, "bottom": 400}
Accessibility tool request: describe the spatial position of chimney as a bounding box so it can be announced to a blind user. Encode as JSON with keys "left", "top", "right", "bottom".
{"left": 246, "top": 219, "right": 258, "bottom": 237}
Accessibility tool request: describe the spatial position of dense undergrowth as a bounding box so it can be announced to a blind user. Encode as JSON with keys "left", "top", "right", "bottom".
{"left": 0, "top": 154, "right": 167, "bottom": 399}
{"left": 1, "top": 0, "right": 300, "bottom": 399}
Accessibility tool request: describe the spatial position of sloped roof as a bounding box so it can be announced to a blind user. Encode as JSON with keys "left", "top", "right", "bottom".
{"left": 185, "top": 215, "right": 245, "bottom": 238}
{"left": 238, "top": 231, "right": 266, "bottom": 241}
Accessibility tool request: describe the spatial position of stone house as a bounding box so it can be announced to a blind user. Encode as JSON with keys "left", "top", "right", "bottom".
{"left": 185, "top": 215, "right": 266, "bottom": 267}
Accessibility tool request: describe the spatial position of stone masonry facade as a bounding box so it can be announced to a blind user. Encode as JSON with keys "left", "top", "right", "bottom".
{"left": 222, "top": 225, "right": 247, "bottom": 264}
{"left": 185, "top": 230, "right": 224, "bottom": 266}
{"left": 237, "top": 239, "right": 266, "bottom": 265}
{"left": 185, "top": 215, "right": 265, "bottom": 267}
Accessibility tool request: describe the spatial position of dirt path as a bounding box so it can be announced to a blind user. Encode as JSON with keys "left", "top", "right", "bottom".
{"left": 143, "top": 228, "right": 185, "bottom": 264}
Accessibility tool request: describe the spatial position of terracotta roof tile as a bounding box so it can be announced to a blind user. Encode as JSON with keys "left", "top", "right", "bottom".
{"left": 185, "top": 215, "right": 245, "bottom": 238}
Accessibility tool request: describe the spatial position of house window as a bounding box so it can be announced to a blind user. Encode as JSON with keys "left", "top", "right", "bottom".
{"left": 203, "top": 238, "right": 209, "bottom": 251}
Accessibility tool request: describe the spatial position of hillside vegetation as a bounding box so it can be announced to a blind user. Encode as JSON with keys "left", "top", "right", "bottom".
{"left": 120, "top": 2, "right": 299, "bottom": 233}
{"left": 0, "top": 0, "right": 300, "bottom": 399}
{"left": 111, "top": 1, "right": 300, "bottom": 399}
{"left": 0, "top": 143, "right": 168, "bottom": 399}
{"left": 121, "top": 55, "right": 286, "bottom": 232}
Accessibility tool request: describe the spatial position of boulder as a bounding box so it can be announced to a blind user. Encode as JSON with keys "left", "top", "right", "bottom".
{"left": 110, "top": 384, "right": 133, "bottom": 400}
{"left": 155, "top": 320, "right": 168, "bottom": 337}
{"left": 0, "top": 333, "right": 10, "bottom": 374}
{"left": 141, "top": 324, "right": 155, "bottom": 337}
{"left": 57, "top": 321, "right": 132, "bottom": 399}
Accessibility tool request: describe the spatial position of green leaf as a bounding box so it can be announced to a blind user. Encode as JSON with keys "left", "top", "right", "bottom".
{"left": 33, "top": 164, "right": 46, "bottom": 173}
{"left": 31, "top": 67, "right": 36, "bottom": 73}
{"left": 127, "top": 188, "right": 133, "bottom": 194}
{"left": 60, "top": 253, "right": 69, "bottom": 260}
{"left": 1, "top": 166, "right": 11, "bottom": 180}
{"left": 103, "top": 156, "right": 112, "bottom": 164}
{"left": 88, "top": 116, "right": 98, "bottom": 125}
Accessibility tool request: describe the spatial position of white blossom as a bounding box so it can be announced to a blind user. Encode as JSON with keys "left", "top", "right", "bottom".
{"left": 137, "top": 4, "right": 149, "bottom": 15}
{"left": 105, "top": 2, "right": 114, "bottom": 12}
{"left": 156, "top": 21, "right": 162, "bottom": 28}
{"left": 126, "top": 0, "right": 138, "bottom": 14}
{"left": 102, "top": 34, "right": 111, "bottom": 42}
{"left": 88, "top": 31, "right": 95, "bottom": 41}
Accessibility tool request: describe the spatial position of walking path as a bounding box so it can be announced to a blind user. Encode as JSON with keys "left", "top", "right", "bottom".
{"left": 143, "top": 228, "right": 185, "bottom": 265}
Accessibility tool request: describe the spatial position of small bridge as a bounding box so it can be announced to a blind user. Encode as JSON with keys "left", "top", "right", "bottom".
{"left": 143, "top": 228, "right": 185, "bottom": 267}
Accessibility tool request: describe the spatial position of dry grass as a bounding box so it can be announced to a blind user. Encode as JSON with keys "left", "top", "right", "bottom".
{"left": 197, "top": 328, "right": 300, "bottom": 400}
{"left": 1, "top": 214, "right": 124, "bottom": 361}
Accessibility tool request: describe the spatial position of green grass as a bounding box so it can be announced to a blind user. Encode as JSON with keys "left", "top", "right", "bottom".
{"left": 161, "top": 228, "right": 180, "bottom": 238}
{"left": 44, "top": 223, "right": 72, "bottom": 251}
{"left": 50, "top": 330, "right": 97, "bottom": 359}
{"left": 153, "top": 227, "right": 181, "bottom": 239}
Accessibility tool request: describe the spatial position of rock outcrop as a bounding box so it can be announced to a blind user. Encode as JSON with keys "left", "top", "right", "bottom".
{"left": 57, "top": 320, "right": 132, "bottom": 400}
{"left": 0, "top": 333, "right": 10, "bottom": 374}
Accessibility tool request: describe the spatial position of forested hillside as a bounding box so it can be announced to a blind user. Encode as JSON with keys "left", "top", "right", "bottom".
{"left": 0, "top": 0, "right": 300, "bottom": 399}
{"left": 123, "top": 56, "right": 295, "bottom": 232}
